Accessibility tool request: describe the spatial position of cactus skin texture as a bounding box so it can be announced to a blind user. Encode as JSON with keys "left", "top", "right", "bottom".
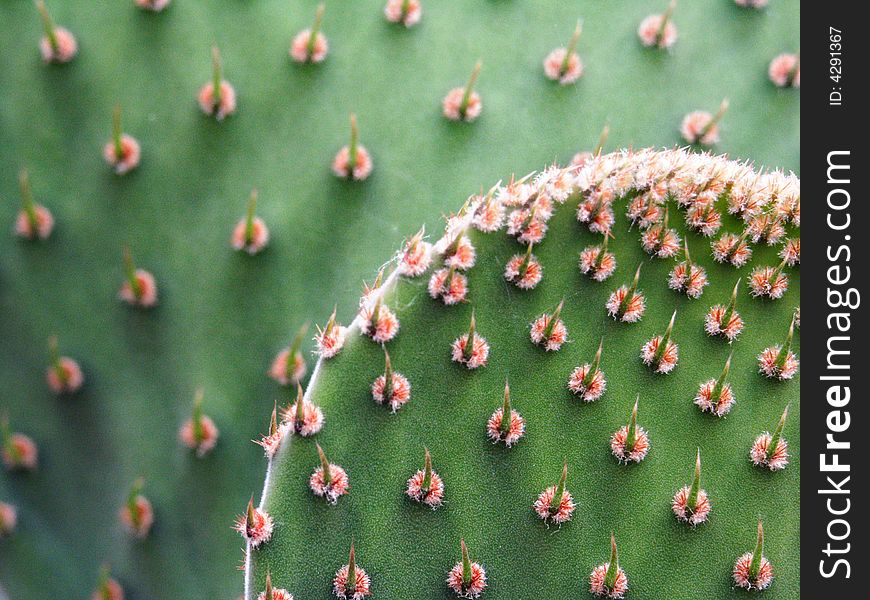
{"left": 1, "top": 1, "right": 796, "bottom": 598}
{"left": 248, "top": 150, "right": 799, "bottom": 599}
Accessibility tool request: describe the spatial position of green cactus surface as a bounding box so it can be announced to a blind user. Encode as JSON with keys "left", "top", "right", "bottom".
{"left": 1, "top": 1, "right": 797, "bottom": 598}
{"left": 247, "top": 150, "right": 800, "bottom": 599}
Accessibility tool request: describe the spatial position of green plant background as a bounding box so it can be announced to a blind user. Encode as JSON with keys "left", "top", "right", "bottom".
{"left": 0, "top": 0, "right": 798, "bottom": 598}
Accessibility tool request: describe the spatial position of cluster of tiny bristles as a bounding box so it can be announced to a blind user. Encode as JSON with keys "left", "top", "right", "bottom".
{"left": 610, "top": 426, "right": 650, "bottom": 463}
{"left": 333, "top": 564, "right": 372, "bottom": 599}
{"left": 750, "top": 433, "right": 789, "bottom": 471}
{"left": 686, "top": 202, "right": 722, "bottom": 236}
{"left": 681, "top": 111, "right": 720, "bottom": 146}
{"left": 486, "top": 408, "right": 525, "bottom": 447}
{"left": 704, "top": 305, "right": 743, "bottom": 340}
{"left": 359, "top": 305, "right": 400, "bottom": 343}
{"left": 733, "top": 552, "right": 774, "bottom": 590}
{"left": 694, "top": 380, "right": 735, "bottom": 417}
{"left": 371, "top": 372, "right": 412, "bottom": 413}
{"left": 641, "top": 336, "right": 679, "bottom": 374}
{"left": 119, "top": 269, "right": 158, "bottom": 307}
{"left": 281, "top": 400, "right": 325, "bottom": 437}
{"left": 258, "top": 586, "right": 294, "bottom": 600}
{"left": 269, "top": 348, "right": 306, "bottom": 386}
{"left": 757, "top": 346, "right": 799, "bottom": 380}
{"left": 567, "top": 364, "right": 606, "bottom": 402}
{"left": 451, "top": 334, "right": 490, "bottom": 369}
{"left": 446, "top": 561, "right": 487, "bottom": 598}
{"left": 641, "top": 223, "right": 681, "bottom": 258}
{"left": 178, "top": 414, "right": 220, "bottom": 457}
{"left": 579, "top": 245, "right": 616, "bottom": 281}
{"left": 589, "top": 563, "right": 629, "bottom": 598}
{"left": 544, "top": 47, "right": 583, "bottom": 85}
{"left": 672, "top": 486, "right": 711, "bottom": 525}
{"left": 119, "top": 494, "right": 154, "bottom": 539}
{"left": 533, "top": 486, "right": 576, "bottom": 524}
{"left": 231, "top": 217, "right": 269, "bottom": 255}
{"left": 504, "top": 253, "right": 542, "bottom": 289}
{"left": 668, "top": 262, "right": 708, "bottom": 298}
{"left": 0, "top": 502, "right": 16, "bottom": 537}
{"left": 406, "top": 470, "right": 445, "bottom": 508}
{"left": 1, "top": 433, "right": 38, "bottom": 471}
{"left": 46, "top": 356, "right": 84, "bottom": 394}
{"left": 712, "top": 233, "right": 752, "bottom": 267}
{"left": 256, "top": 427, "right": 284, "bottom": 459}
{"left": 309, "top": 464, "right": 351, "bottom": 504}
{"left": 315, "top": 323, "right": 348, "bottom": 359}
{"left": 234, "top": 506, "right": 274, "bottom": 548}
{"left": 443, "top": 236, "right": 477, "bottom": 270}
{"left": 748, "top": 266, "right": 788, "bottom": 299}
{"left": 429, "top": 268, "right": 468, "bottom": 305}
{"left": 529, "top": 314, "right": 567, "bottom": 351}
{"left": 398, "top": 237, "right": 434, "bottom": 277}
{"left": 606, "top": 287, "right": 645, "bottom": 323}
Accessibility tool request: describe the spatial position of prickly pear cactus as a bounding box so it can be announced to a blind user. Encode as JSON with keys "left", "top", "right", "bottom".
{"left": 246, "top": 149, "right": 800, "bottom": 600}
{"left": 1, "top": 1, "right": 798, "bottom": 598}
